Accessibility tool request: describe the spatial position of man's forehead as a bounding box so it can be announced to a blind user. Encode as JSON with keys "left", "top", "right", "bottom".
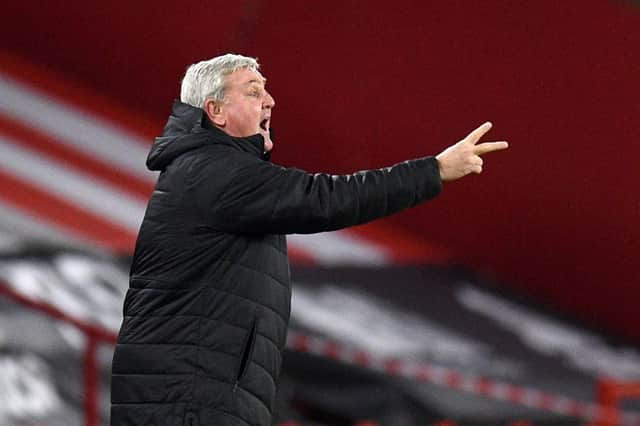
{"left": 228, "top": 68, "right": 266, "bottom": 85}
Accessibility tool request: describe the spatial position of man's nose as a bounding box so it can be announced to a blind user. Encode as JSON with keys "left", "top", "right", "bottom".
{"left": 263, "top": 91, "right": 275, "bottom": 109}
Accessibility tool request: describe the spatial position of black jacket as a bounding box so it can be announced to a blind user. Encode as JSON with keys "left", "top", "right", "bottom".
{"left": 110, "top": 100, "right": 442, "bottom": 426}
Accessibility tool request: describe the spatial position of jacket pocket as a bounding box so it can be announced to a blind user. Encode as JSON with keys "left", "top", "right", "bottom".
{"left": 184, "top": 412, "right": 198, "bottom": 426}
{"left": 233, "top": 317, "right": 258, "bottom": 392}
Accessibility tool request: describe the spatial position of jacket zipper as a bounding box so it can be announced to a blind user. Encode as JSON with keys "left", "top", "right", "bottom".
{"left": 233, "top": 317, "right": 258, "bottom": 393}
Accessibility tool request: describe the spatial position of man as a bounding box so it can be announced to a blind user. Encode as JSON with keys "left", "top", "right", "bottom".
{"left": 110, "top": 53, "right": 508, "bottom": 426}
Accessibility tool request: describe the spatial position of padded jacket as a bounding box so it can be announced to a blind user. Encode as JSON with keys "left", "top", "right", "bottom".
{"left": 110, "top": 100, "right": 442, "bottom": 425}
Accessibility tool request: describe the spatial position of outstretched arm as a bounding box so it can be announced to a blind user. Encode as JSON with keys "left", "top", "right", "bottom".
{"left": 196, "top": 122, "right": 508, "bottom": 235}
{"left": 202, "top": 155, "right": 442, "bottom": 235}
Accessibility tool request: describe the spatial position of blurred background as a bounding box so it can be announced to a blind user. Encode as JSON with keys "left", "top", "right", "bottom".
{"left": 0, "top": 0, "right": 639, "bottom": 425}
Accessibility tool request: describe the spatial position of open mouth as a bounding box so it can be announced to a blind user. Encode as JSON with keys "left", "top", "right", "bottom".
{"left": 259, "top": 118, "right": 269, "bottom": 131}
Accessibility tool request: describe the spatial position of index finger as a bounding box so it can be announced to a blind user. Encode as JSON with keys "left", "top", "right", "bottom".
{"left": 465, "top": 121, "right": 493, "bottom": 145}
{"left": 474, "top": 141, "right": 509, "bottom": 156}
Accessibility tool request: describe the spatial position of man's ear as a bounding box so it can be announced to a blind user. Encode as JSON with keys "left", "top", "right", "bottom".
{"left": 204, "top": 99, "right": 225, "bottom": 127}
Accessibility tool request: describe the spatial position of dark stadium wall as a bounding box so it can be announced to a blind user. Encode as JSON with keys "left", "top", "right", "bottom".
{"left": 3, "top": 1, "right": 640, "bottom": 341}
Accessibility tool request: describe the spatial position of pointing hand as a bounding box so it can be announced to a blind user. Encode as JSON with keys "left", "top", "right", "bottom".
{"left": 435, "top": 122, "right": 508, "bottom": 182}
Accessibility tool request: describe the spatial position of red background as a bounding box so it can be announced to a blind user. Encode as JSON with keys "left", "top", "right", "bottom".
{"left": 3, "top": 1, "right": 639, "bottom": 341}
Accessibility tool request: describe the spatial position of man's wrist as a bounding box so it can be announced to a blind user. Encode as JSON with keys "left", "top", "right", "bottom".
{"left": 435, "top": 156, "right": 446, "bottom": 181}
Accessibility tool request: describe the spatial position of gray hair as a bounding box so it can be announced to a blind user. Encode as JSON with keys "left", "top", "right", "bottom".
{"left": 180, "top": 53, "right": 261, "bottom": 108}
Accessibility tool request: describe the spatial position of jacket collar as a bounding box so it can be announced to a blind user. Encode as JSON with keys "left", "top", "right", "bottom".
{"left": 146, "top": 100, "right": 271, "bottom": 171}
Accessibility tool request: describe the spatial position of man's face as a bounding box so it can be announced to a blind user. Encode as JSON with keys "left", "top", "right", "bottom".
{"left": 215, "top": 68, "right": 275, "bottom": 149}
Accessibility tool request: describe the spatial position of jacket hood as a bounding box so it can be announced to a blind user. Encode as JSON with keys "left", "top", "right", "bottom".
{"left": 146, "top": 100, "right": 272, "bottom": 171}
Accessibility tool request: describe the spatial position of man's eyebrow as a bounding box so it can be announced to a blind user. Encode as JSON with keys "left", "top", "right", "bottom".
{"left": 245, "top": 79, "right": 266, "bottom": 86}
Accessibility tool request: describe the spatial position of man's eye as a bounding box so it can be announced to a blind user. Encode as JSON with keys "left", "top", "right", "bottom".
{"left": 248, "top": 91, "right": 260, "bottom": 97}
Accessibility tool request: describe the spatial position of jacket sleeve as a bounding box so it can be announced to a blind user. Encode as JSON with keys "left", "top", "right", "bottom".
{"left": 193, "top": 153, "right": 443, "bottom": 235}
